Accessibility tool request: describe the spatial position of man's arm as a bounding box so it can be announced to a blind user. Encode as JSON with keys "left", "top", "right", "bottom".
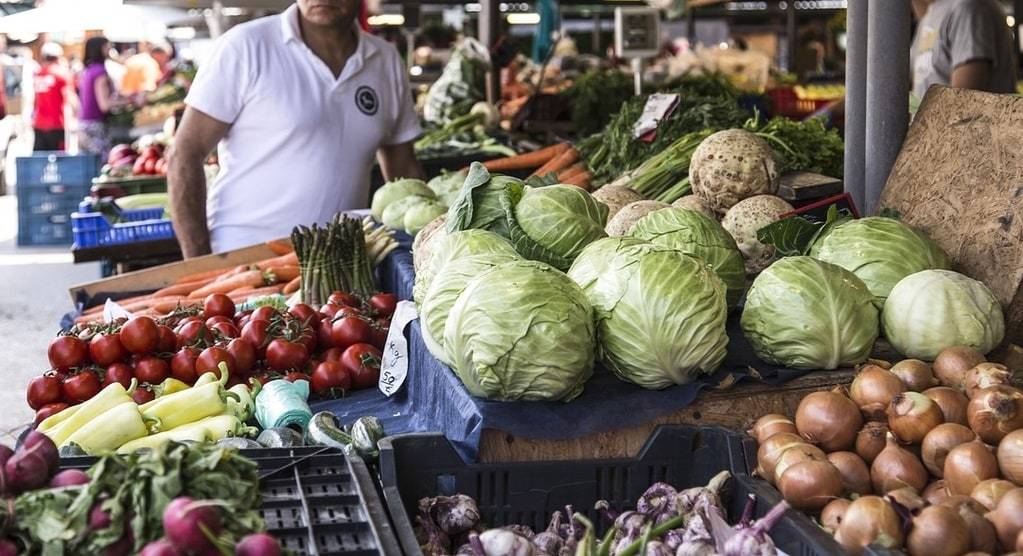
{"left": 377, "top": 141, "right": 425, "bottom": 181}
{"left": 950, "top": 59, "right": 992, "bottom": 90}
{"left": 168, "top": 106, "right": 230, "bottom": 258}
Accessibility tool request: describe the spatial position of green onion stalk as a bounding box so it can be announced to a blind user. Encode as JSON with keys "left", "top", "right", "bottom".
{"left": 415, "top": 112, "right": 484, "bottom": 151}
{"left": 628, "top": 129, "right": 712, "bottom": 202}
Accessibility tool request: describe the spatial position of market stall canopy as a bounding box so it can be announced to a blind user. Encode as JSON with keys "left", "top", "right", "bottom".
{"left": 0, "top": 0, "right": 190, "bottom": 41}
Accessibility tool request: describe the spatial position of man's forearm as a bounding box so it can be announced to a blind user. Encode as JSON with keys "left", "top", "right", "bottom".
{"left": 168, "top": 148, "right": 212, "bottom": 258}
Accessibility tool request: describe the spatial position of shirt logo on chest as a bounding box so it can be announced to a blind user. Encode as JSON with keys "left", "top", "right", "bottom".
{"left": 355, "top": 86, "right": 379, "bottom": 116}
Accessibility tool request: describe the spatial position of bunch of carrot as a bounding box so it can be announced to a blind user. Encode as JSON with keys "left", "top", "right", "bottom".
{"left": 479, "top": 143, "right": 592, "bottom": 190}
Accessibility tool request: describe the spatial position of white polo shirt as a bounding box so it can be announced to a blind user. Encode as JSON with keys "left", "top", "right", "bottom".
{"left": 185, "top": 5, "right": 421, "bottom": 252}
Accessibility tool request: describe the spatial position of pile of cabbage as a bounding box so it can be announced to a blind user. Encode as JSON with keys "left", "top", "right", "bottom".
{"left": 370, "top": 171, "right": 466, "bottom": 235}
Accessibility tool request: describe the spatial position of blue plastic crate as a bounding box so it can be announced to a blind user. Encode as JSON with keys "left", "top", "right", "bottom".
{"left": 16, "top": 152, "right": 99, "bottom": 187}
{"left": 72, "top": 208, "right": 174, "bottom": 249}
{"left": 18, "top": 212, "right": 73, "bottom": 246}
{"left": 17, "top": 183, "right": 90, "bottom": 217}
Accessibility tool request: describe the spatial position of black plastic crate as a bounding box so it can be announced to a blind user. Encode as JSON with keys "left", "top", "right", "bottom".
{"left": 378, "top": 426, "right": 839, "bottom": 556}
{"left": 16, "top": 152, "right": 99, "bottom": 187}
{"left": 60, "top": 447, "right": 401, "bottom": 555}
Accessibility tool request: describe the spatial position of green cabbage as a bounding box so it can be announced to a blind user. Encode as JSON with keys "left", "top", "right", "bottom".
{"left": 412, "top": 229, "right": 519, "bottom": 307}
{"left": 446, "top": 163, "right": 524, "bottom": 238}
{"left": 444, "top": 259, "right": 596, "bottom": 401}
{"left": 629, "top": 207, "right": 746, "bottom": 305}
{"left": 809, "top": 216, "right": 949, "bottom": 303}
{"left": 404, "top": 200, "right": 447, "bottom": 235}
{"left": 381, "top": 196, "right": 431, "bottom": 229}
{"left": 506, "top": 184, "right": 609, "bottom": 271}
{"left": 882, "top": 270, "right": 1004, "bottom": 360}
{"left": 370, "top": 178, "right": 433, "bottom": 220}
{"left": 427, "top": 170, "right": 467, "bottom": 206}
{"left": 741, "top": 256, "right": 879, "bottom": 370}
{"left": 420, "top": 252, "right": 519, "bottom": 365}
{"left": 569, "top": 239, "right": 729, "bottom": 389}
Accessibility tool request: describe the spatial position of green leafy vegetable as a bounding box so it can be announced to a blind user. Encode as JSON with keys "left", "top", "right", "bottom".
{"left": 746, "top": 114, "right": 844, "bottom": 178}
{"left": 559, "top": 70, "right": 635, "bottom": 136}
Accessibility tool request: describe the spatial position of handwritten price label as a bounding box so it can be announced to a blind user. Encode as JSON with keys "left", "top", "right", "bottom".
{"left": 378, "top": 300, "right": 418, "bottom": 397}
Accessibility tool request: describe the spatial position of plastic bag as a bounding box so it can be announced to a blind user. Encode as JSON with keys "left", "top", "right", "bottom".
{"left": 253, "top": 379, "right": 313, "bottom": 432}
{"left": 423, "top": 38, "right": 491, "bottom": 125}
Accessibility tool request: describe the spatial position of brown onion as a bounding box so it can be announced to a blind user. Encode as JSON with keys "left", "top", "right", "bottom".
{"left": 887, "top": 392, "right": 945, "bottom": 444}
{"left": 939, "top": 496, "right": 999, "bottom": 553}
{"left": 906, "top": 505, "right": 971, "bottom": 556}
{"left": 944, "top": 438, "right": 999, "bottom": 495}
{"left": 924, "top": 386, "right": 970, "bottom": 426}
{"left": 886, "top": 486, "right": 926, "bottom": 512}
{"left": 755, "top": 432, "right": 805, "bottom": 483}
{"left": 891, "top": 359, "right": 939, "bottom": 391}
{"left": 820, "top": 498, "right": 851, "bottom": 532}
{"left": 922, "top": 480, "right": 951, "bottom": 506}
{"left": 971, "top": 478, "right": 1016, "bottom": 511}
{"left": 866, "top": 358, "right": 893, "bottom": 369}
{"left": 934, "top": 346, "right": 986, "bottom": 389}
{"left": 851, "top": 366, "right": 906, "bottom": 420}
{"left": 998, "top": 428, "right": 1023, "bottom": 484}
{"left": 776, "top": 459, "right": 843, "bottom": 511}
{"left": 921, "top": 423, "right": 977, "bottom": 477}
{"left": 986, "top": 487, "right": 1023, "bottom": 549}
{"left": 773, "top": 443, "right": 828, "bottom": 480}
{"left": 834, "top": 495, "right": 905, "bottom": 555}
{"left": 856, "top": 422, "right": 890, "bottom": 464}
{"left": 968, "top": 385, "right": 1023, "bottom": 444}
{"left": 795, "top": 387, "right": 863, "bottom": 451}
{"left": 827, "top": 451, "right": 872, "bottom": 495}
{"left": 871, "top": 433, "right": 929, "bottom": 494}
{"left": 964, "top": 362, "right": 1011, "bottom": 399}
{"left": 748, "top": 413, "right": 798, "bottom": 444}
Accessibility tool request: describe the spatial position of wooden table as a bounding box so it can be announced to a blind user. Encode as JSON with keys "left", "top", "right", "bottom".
{"left": 72, "top": 238, "right": 182, "bottom": 274}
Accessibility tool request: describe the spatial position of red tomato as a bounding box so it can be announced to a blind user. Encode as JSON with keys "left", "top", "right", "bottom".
{"left": 369, "top": 318, "right": 390, "bottom": 349}
{"left": 48, "top": 336, "right": 89, "bottom": 371}
{"left": 250, "top": 306, "right": 278, "bottom": 322}
{"left": 26, "top": 374, "right": 63, "bottom": 409}
{"left": 156, "top": 325, "right": 177, "bottom": 353}
{"left": 119, "top": 316, "right": 159, "bottom": 354}
{"left": 196, "top": 347, "right": 236, "bottom": 377}
{"left": 210, "top": 321, "right": 239, "bottom": 339}
{"left": 175, "top": 321, "right": 210, "bottom": 349}
{"left": 204, "top": 315, "right": 233, "bottom": 327}
{"left": 330, "top": 316, "right": 372, "bottom": 349}
{"left": 226, "top": 339, "right": 256, "bottom": 375}
{"left": 134, "top": 356, "right": 170, "bottom": 384}
{"left": 321, "top": 347, "right": 344, "bottom": 362}
{"left": 249, "top": 372, "right": 272, "bottom": 387}
{"left": 310, "top": 361, "right": 352, "bottom": 396}
{"left": 319, "top": 303, "right": 340, "bottom": 320}
{"left": 265, "top": 339, "right": 308, "bottom": 371}
{"left": 175, "top": 316, "right": 204, "bottom": 329}
{"left": 234, "top": 310, "right": 253, "bottom": 328}
{"left": 289, "top": 304, "right": 321, "bottom": 328}
{"left": 103, "top": 362, "right": 134, "bottom": 388}
{"left": 328, "top": 291, "right": 360, "bottom": 308}
{"left": 131, "top": 386, "right": 155, "bottom": 404}
{"left": 89, "top": 333, "right": 127, "bottom": 366}
{"left": 317, "top": 319, "right": 334, "bottom": 349}
{"left": 62, "top": 371, "right": 101, "bottom": 403}
{"left": 203, "top": 293, "right": 236, "bottom": 318}
{"left": 240, "top": 319, "right": 271, "bottom": 353}
{"left": 34, "top": 402, "right": 69, "bottom": 426}
{"left": 369, "top": 293, "right": 398, "bottom": 318}
{"left": 297, "top": 325, "right": 317, "bottom": 353}
{"left": 284, "top": 370, "right": 310, "bottom": 383}
{"left": 170, "top": 347, "right": 200, "bottom": 384}
{"left": 341, "top": 343, "right": 382, "bottom": 390}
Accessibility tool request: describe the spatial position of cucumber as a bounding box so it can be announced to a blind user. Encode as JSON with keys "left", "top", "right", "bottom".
{"left": 306, "top": 412, "right": 352, "bottom": 449}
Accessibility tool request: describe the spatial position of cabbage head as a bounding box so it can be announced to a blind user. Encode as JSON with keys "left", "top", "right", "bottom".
{"left": 427, "top": 170, "right": 467, "bottom": 206}
{"left": 741, "top": 256, "right": 879, "bottom": 370}
{"left": 371, "top": 178, "right": 433, "bottom": 220}
{"left": 382, "top": 196, "right": 431, "bottom": 229}
{"left": 506, "top": 184, "right": 609, "bottom": 270}
{"left": 882, "top": 270, "right": 1004, "bottom": 360}
{"left": 412, "top": 229, "right": 518, "bottom": 307}
{"left": 809, "top": 217, "right": 949, "bottom": 302}
{"left": 420, "top": 252, "right": 518, "bottom": 365}
{"left": 404, "top": 200, "right": 447, "bottom": 235}
{"left": 568, "top": 240, "right": 729, "bottom": 389}
{"left": 444, "top": 260, "right": 596, "bottom": 401}
{"left": 446, "top": 163, "right": 524, "bottom": 238}
{"left": 629, "top": 207, "right": 746, "bottom": 305}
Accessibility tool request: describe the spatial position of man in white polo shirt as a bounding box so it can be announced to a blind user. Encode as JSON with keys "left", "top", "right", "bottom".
{"left": 168, "top": 0, "right": 424, "bottom": 256}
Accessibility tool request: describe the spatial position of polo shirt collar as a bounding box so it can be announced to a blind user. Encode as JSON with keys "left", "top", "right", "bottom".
{"left": 280, "top": 4, "right": 380, "bottom": 61}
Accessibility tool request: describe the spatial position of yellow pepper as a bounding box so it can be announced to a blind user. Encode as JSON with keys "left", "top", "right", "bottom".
{"left": 138, "top": 370, "right": 222, "bottom": 413}
{"left": 142, "top": 363, "right": 236, "bottom": 434}
{"left": 116, "top": 423, "right": 210, "bottom": 454}
{"left": 153, "top": 377, "right": 190, "bottom": 397}
{"left": 225, "top": 380, "right": 261, "bottom": 422}
{"left": 63, "top": 402, "right": 149, "bottom": 454}
{"left": 44, "top": 381, "right": 134, "bottom": 445}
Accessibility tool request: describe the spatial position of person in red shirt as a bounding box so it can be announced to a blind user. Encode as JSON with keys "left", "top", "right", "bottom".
{"left": 32, "top": 42, "right": 75, "bottom": 151}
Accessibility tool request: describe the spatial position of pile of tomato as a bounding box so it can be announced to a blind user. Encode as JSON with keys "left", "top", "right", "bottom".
{"left": 27, "top": 291, "right": 399, "bottom": 424}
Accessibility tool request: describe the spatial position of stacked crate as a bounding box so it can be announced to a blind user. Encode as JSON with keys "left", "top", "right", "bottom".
{"left": 15, "top": 153, "right": 99, "bottom": 246}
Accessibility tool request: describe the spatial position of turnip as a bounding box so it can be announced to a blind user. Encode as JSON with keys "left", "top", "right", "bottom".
{"left": 50, "top": 469, "right": 89, "bottom": 488}
{"left": 235, "top": 532, "right": 283, "bottom": 556}
{"left": 591, "top": 185, "right": 643, "bottom": 223}
{"left": 162, "top": 497, "right": 223, "bottom": 552}
{"left": 139, "top": 539, "right": 183, "bottom": 556}
{"left": 721, "top": 195, "right": 794, "bottom": 275}
{"left": 5, "top": 446, "right": 50, "bottom": 493}
{"left": 605, "top": 200, "right": 669, "bottom": 236}
{"left": 0, "top": 539, "right": 16, "bottom": 556}
{"left": 671, "top": 195, "right": 716, "bottom": 219}
{"left": 21, "top": 430, "right": 58, "bottom": 475}
{"left": 690, "top": 129, "right": 779, "bottom": 215}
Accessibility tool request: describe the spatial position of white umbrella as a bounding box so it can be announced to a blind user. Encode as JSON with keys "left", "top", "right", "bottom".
{"left": 0, "top": 0, "right": 189, "bottom": 41}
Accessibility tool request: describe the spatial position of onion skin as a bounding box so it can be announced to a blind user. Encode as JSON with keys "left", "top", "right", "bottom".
{"left": 827, "top": 451, "right": 872, "bottom": 495}
{"left": 891, "top": 359, "right": 939, "bottom": 391}
{"left": 856, "top": 422, "right": 890, "bottom": 464}
{"left": 907, "top": 505, "right": 971, "bottom": 556}
{"left": 834, "top": 495, "right": 904, "bottom": 555}
{"left": 887, "top": 392, "right": 945, "bottom": 444}
{"left": 776, "top": 459, "right": 843, "bottom": 511}
{"left": 886, "top": 487, "right": 926, "bottom": 512}
{"left": 986, "top": 487, "right": 1023, "bottom": 549}
{"left": 871, "top": 434, "right": 929, "bottom": 494}
{"left": 963, "top": 362, "right": 1011, "bottom": 399}
{"left": 968, "top": 385, "right": 1023, "bottom": 445}
{"left": 999, "top": 429, "right": 1023, "bottom": 484}
{"left": 944, "top": 438, "right": 999, "bottom": 496}
{"left": 755, "top": 432, "right": 804, "bottom": 483}
{"left": 938, "top": 496, "right": 998, "bottom": 553}
{"left": 971, "top": 478, "right": 1016, "bottom": 511}
{"left": 921, "top": 423, "right": 977, "bottom": 477}
{"left": 934, "top": 346, "right": 986, "bottom": 389}
{"left": 922, "top": 480, "right": 951, "bottom": 506}
{"left": 773, "top": 443, "right": 827, "bottom": 481}
{"left": 851, "top": 366, "right": 906, "bottom": 420}
{"left": 924, "top": 386, "right": 970, "bottom": 426}
{"left": 820, "top": 498, "right": 851, "bottom": 532}
{"left": 795, "top": 388, "right": 863, "bottom": 452}
{"left": 748, "top": 414, "right": 798, "bottom": 444}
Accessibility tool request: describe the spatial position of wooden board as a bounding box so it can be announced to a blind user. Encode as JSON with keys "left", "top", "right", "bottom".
{"left": 777, "top": 171, "right": 843, "bottom": 201}
{"left": 879, "top": 86, "right": 1023, "bottom": 343}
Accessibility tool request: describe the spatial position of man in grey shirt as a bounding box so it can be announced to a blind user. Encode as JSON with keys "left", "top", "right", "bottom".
{"left": 911, "top": 0, "right": 1017, "bottom": 99}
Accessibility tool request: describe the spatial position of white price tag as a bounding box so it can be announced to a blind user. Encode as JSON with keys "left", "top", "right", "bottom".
{"left": 633, "top": 93, "right": 680, "bottom": 141}
{"left": 102, "top": 299, "right": 133, "bottom": 322}
{"left": 378, "top": 300, "right": 418, "bottom": 396}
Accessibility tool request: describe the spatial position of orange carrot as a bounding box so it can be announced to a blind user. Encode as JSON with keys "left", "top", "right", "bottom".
{"left": 482, "top": 143, "right": 569, "bottom": 172}
{"left": 228, "top": 286, "right": 255, "bottom": 295}
{"left": 532, "top": 147, "right": 580, "bottom": 178}
{"left": 282, "top": 276, "right": 301, "bottom": 295}
{"left": 212, "top": 264, "right": 252, "bottom": 282}
{"left": 255, "top": 252, "right": 299, "bottom": 270}
{"left": 265, "top": 265, "right": 300, "bottom": 283}
{"left": 152, "top": 278, "right": 215, "bottom": 297}
{"left": 265, "top": 239, "right": 294, "bottom": 256}
{"left": 116, "top": 296, "right": 187, "bottom": 313}
{"left": 187, "top": 270, "right": 266, "bottom": 299}
{"left": 151, "top": 297, "right": 196, "bottom": 313}
{"left": 558, "top": 162, "right": 586, "bottom": 182}
{"left": 175, "top": 267, "right": 232, "bottom": 285}
{"left": 562, "top": 170, "right": 593, "bottom": 191}
{"left": 229, "top": 285, "right": 284, "bottom": 302}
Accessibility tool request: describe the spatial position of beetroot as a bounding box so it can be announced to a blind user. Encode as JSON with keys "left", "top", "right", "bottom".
{"left": 5, "top": 448, "right": 50, "bottom": 493}
{"left": 21, "top": 430, "right": 58, "bottom": 474}
{"left": 235, "top": 533, "right": 282, "bottom": 556}
{"left": 50, "top": 469, "right": 90, "bottom": 488}
{"left": 139, "top": 539, "right": 183, "bottom": 556}
{"left": 162, "top": 497, "right": 223, "bottom": 552}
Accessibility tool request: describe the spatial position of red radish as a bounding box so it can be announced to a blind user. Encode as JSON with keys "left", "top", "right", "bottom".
{"left": 22, "top": 429, "right": 59, "bottom": 474}
{"left": 50, "top": 469, "right": 90, "bottom": 487}
{"left": 235, "top": 533, "right": 282, "bottom": 556}
{"left": 162, "top": 497, "right": 222, "bottom": 552}
{"left": 5, "top": 448, "right": 50, "bottom": 493}
{"left": 0, "top": 539, "right": 16, "bottom": 556}
{"left": 139, "top": 539, "right": 183, "bottom": 556}
{"left": 104, "top": 531, "right": 134, "bottom": 556}
{"left": 89, "top": 502, "right": 112, "bottom": 529}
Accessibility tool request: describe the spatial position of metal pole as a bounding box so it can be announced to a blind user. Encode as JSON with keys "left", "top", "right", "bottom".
{"left": 864, "top": 0, "right": 911, "bottom": 214}
{"left": 1015, "top": 0, "right": 1023, "bottom": 54}
{"left": 844, "top": 0, "right": 867, "bottom": 212}
{"left": 786, "top": 0, "right": 796, "bottom": 72}
{"left": 478, "top": 0, "right": 500, "bottom": 103}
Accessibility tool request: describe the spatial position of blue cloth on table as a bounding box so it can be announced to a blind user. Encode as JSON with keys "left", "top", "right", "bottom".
{"left": 312, "top": 243, "right": 812, "bottom": 462}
